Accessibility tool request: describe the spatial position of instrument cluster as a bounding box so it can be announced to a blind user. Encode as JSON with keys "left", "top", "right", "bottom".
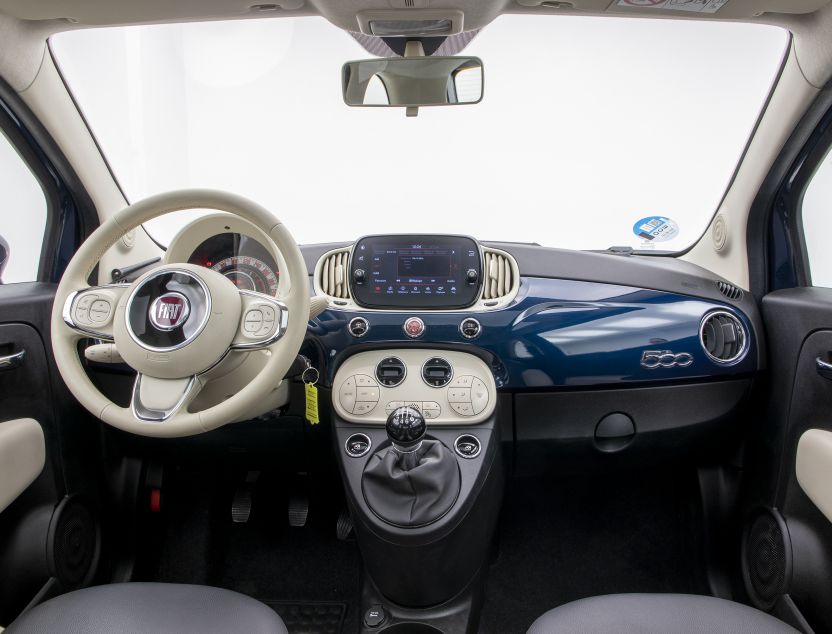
{"left": 187, "top": 233, "right": 279, "bottom": 296}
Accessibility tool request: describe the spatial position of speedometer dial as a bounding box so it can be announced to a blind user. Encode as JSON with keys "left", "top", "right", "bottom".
{"left": 211, "top": 256, "right": 279, "bottom": 296}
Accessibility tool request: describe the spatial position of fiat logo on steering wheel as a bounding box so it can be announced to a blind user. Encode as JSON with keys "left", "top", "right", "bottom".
{"left": 149, "top": 292, "right": 190, "bottom": 331}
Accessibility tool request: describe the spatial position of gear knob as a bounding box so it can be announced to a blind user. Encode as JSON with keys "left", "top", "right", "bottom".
{"left": 386, "top": 406, "right": 426, "bottom": 452}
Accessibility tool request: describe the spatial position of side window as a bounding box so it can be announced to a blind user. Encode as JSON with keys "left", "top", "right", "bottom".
{"left": 0, "top": 129, "right": 47, "bottom": 284}
{"left": 803, "top": 147, "right": 832, "bottom": 288}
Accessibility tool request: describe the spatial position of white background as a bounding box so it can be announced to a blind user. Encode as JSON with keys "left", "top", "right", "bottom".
{"left": 50, "top": 14, "right": 788, "bottom": 255}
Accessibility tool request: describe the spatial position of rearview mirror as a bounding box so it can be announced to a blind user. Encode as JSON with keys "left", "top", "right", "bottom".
{"left": 342, "top": 56, "right": 483, "bottom": 108}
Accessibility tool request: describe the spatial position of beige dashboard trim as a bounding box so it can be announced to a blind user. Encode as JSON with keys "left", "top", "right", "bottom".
{"left": 796, "top": 428, "right": 832, "bottom": 524}
{"left": 0, "top": 418, "right": 45, "bottom": 514}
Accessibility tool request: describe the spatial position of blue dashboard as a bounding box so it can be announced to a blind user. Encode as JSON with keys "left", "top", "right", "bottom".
{"left": 308, "top": 276, "right": 758, "bottom": 391}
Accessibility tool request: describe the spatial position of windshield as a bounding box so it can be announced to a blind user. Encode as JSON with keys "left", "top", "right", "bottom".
{"left": 50, "top": 15, "right": 788, "bottom": 252}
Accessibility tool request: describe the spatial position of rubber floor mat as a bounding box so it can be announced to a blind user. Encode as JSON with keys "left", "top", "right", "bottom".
{"left": 267, "top": 601, "right": 347, "bottom": 634}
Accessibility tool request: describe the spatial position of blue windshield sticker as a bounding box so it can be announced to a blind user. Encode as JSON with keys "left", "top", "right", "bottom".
{"left": 633, "top": 216, "right": 679, "bottom": 243}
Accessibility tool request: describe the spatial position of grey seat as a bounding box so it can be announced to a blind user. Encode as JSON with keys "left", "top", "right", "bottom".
{"left": 528, "top": 593, "right": 798, "bottom": 633}
{"left": 6, "top": 582, "right": 288, "bottom": 634}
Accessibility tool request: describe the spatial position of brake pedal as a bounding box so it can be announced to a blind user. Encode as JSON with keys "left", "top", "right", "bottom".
{"left": 231, "top": 490, "right": 252, "bottom": 523}
{"left": 288, "top": 494, "right": 309, "bottom": 527}
{"left": 231, "top": 470, "right": 259, "bottom": 524}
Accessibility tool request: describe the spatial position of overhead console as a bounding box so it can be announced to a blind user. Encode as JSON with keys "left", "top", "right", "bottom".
{"left": 350, "top": 234, "right": 482, "bottom": 309}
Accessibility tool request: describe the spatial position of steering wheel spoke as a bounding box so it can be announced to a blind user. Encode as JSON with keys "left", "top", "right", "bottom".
{"left": 131, "top": 373, "right": 203, "bottom": 422}
{"left": 62, "top": 284, "right": 129, "bottom": 341}
{"left": 231, "top": 290, "right": 289, "bottom": 350}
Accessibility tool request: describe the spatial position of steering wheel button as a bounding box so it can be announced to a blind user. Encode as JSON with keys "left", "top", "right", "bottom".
{"left": 261, "top": 305, "right": 276, "bottom": 322}
{"left": 77, "top": 294, "right": 97, "bottom": 310}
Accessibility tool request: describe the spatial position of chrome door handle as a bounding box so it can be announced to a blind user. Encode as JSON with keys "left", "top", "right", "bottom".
{"left": 816, "top": 356, "right": 832, "bottom": 380}
{"left": 0, "top": 349, "right": 25, "bottom": 371}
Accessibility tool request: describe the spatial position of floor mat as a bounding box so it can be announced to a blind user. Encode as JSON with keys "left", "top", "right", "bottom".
{"left": 478, "top": 470, "right": 707, "bottom": 634}
{"left": 137, "top": 465, "right": 361, "bottom": 633}
{"left": 267, "top": 601, "right": 346, "bottom": 634}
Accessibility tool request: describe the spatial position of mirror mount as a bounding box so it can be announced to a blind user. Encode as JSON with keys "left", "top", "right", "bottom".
{"left": 404, "top": 40, "right": 425, "bottom": 118}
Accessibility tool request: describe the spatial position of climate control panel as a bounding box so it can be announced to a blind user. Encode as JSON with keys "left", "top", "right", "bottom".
{"left": 333, "top": 349, "right": 497, "bottom": 424}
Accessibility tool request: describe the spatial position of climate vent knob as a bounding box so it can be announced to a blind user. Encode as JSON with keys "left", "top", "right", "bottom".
{"left": 700, "top": 311, "right": 747, "bottom": 364}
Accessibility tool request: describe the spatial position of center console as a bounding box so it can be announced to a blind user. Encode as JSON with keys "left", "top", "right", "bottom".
{"left": 332, "top": 349, "right": 504, "bottom": 633}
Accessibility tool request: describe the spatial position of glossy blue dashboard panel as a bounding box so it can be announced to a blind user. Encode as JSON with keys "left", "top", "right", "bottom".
{"left": 307, "top": 277, "right": 758, "bottom": 390}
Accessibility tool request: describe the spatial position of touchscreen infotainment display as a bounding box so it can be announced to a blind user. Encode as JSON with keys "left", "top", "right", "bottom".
{"left": 350, "top": 235, "right": 482, "bottom": 309}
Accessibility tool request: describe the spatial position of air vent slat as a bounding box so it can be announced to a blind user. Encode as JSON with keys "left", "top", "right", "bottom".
{"left": 316, "top": 248, "right": 351, "bottom": 300}
{"left": 716, "top": 280, "right": 743, "bottom": 300}
{"left": 481, "top": 249, "right": 518, "bottom": 303}
{"left": 701, "top": 311, "right": 747, "bottom": 364}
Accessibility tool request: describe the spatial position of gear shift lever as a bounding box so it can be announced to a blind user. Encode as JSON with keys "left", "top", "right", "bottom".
{"left": 363, "top": 405, "right": 461, "bottom": 527}
{"left": 386, "top": 406, "right": 426, "bottom": 470}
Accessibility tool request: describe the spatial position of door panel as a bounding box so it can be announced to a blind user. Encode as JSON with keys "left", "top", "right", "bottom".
{"left": 755, "top": 288, "right": 832, "bottom": 632}
{"left": 0, "top": 284, "right": 103, "bottom": 626}
{"left": 0, "top": 418, "right": 45, "bottom": 513}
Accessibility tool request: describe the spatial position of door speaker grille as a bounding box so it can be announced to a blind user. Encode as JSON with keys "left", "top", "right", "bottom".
{"left": 47, "top": 495, "right": 100, "bottom": 589}
{"left": 742, "top": 507, "right": 791, "bottom": 609}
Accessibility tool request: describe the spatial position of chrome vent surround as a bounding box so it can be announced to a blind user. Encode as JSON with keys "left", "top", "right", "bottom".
{"left": 716, "top": 280, "right": 743, "bottom": 301}
{"left": 481, "top": 248, "right": 520, "bottom": 302}
{"left": 315, "top": 248, "right": 351, "bottom": 300}
{"left": 700, "top": 310, "right": 748, "bottom": 365}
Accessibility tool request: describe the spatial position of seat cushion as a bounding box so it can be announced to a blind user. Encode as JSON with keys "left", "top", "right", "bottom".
{"left": 527, "top": 593, "right": 798, "bottom": 634}
{"left": 6, "top": 582, "right": 287, "bottom": 634}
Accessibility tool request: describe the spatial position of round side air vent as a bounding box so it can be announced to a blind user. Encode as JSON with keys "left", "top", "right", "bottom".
{"left": 700, "top": 310, "right": 748, "bottom": 365}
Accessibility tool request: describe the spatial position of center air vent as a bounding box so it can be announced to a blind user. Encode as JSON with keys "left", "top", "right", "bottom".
{"left": 376, "top": 357, "right": 407, "bottom": 387}
{"left": 315, "top": 248, "right": 351, "bottom": 301}
{"left": 481, "top": 248, "right": 520, "bottom": 305}
{"left": 422, "top": 357, "right": 453, "bottom": 387}
{"left": 700, "top": 310, "right": 748, "bottom": 364}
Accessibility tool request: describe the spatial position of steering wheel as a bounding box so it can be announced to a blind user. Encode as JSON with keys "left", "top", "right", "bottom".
{"left": 50, "top": 190, "right": 310, "bottom": 438}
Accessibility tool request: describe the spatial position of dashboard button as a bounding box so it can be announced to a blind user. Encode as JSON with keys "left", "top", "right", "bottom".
{"left": 354, "top": 402, "right": 377, "bottom": 415}
{"left": 471, "top": 378, "right": 489, "bottom": 415}
{"left": 403, "top": 317, "right": 425, "bottom": 338}
{"left": 348, "top": 317, "right": 369, "bottom": 338}
{"left": 357, "top": 386, "right": 380, "bottom": 401}
{"left": 422, "top": 402, "right": 441, "bottom": 419}
{"left": 450, "top": 375, "right": 473, "bottom": 388}
{"left": 405, "top": 401, "right": 422, "bottom": 412}
{"left": 447, "top": 388, "right": 472, "bottom": 403}
{"left": 339, "top": 376, "right": 357, "bottom": 413}
{"left": 460, "top": 318, "right": 481, "bottom": 339}
{"left": 385, "top": 401, "right": 404, "bottom": 414}
{"left": 450, "top": 402, "right": 474, "bottom": 416}
{"left": 356, "top": 374, "right": 378, "bottom": 387}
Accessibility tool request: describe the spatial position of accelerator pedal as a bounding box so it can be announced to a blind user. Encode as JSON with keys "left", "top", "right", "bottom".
{"left": 336, "top": 509, "right": 353, "bottom": 541}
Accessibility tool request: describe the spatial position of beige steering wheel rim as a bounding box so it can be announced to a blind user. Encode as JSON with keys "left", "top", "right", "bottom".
{"left": 51, "top": 189, "right": 310, "bottom": 438}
